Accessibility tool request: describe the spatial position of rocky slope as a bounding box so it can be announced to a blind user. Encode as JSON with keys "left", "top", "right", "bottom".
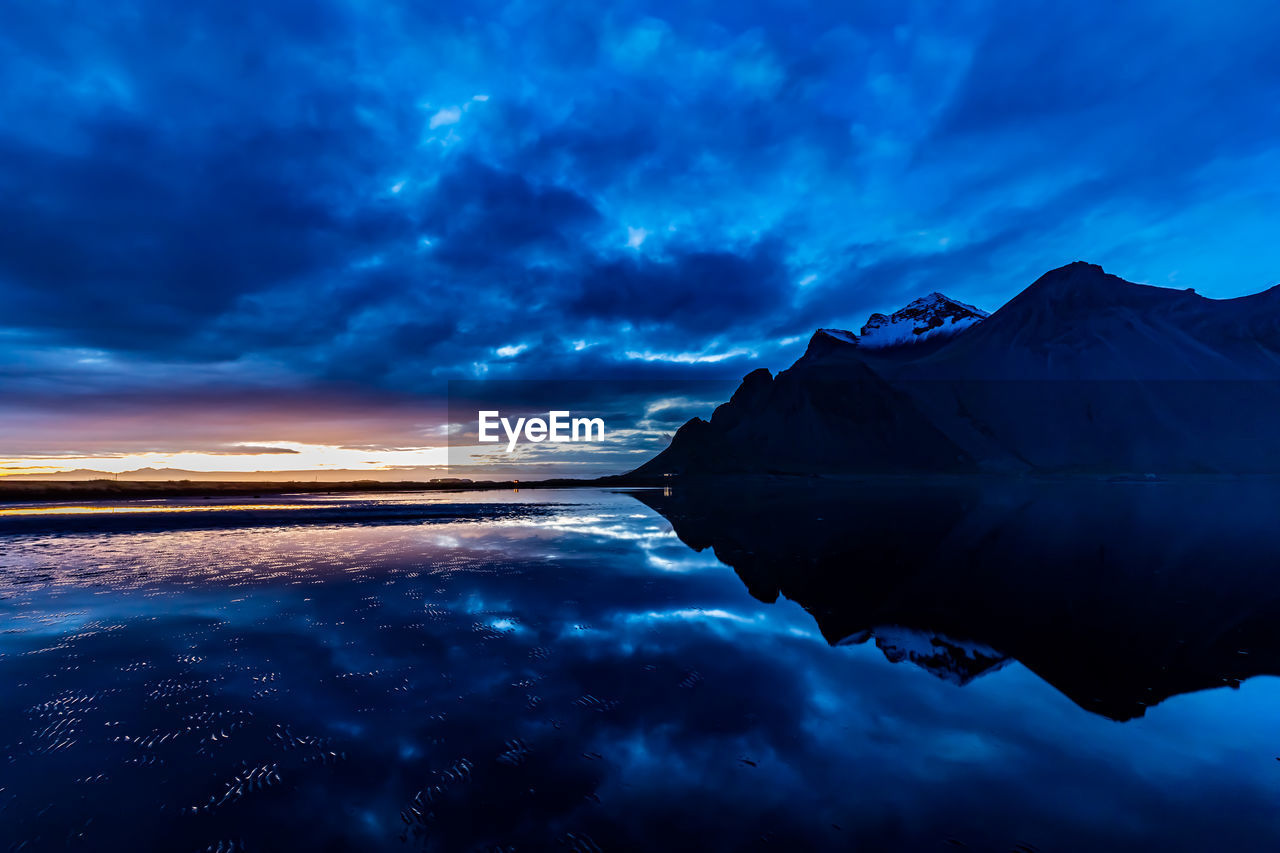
{"left": 631, "top": 328, "right": 975, "bottom": 476}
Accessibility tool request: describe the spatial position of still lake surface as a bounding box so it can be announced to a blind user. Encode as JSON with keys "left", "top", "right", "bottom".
{"left": 2, "top": 483, "right": 1280, "bottom": 851}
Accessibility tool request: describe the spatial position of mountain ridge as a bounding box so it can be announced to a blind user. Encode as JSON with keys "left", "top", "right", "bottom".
{"left": 634, "top": 261, "right": 1280, "bottom": 477}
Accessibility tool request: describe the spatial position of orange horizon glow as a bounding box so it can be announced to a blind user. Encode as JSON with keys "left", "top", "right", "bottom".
{"left": 0, "top": 503, "right": 316, "bottom": 517}
{"left": 0, "top": 442, "right": 452, "bottom": 477}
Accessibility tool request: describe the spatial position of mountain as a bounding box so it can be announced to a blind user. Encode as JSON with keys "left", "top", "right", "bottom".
{"left": 882, "top": 261, "right": 1280, "bottom": 380}
{"left": 858, "top": 292, "right": 989, "bottom": 349}
{"left": 634, "top": 261, "right": 1280, "bottom": 476}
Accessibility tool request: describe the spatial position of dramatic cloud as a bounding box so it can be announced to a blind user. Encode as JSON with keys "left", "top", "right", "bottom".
{"left": 2, "top": 0, "right": 1278, "bottom": 468}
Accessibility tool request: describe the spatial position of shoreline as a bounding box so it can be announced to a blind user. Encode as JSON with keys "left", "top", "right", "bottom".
{"left": 5, "top": 470, "right": 1280, "bottom": 505}
{"left": 0, "top": 477, "right": 626, "bottom": 504}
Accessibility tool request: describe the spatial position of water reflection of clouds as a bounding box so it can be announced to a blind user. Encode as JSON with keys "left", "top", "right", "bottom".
{"left": 1, "top": 490, "right": 1279, "bottom": 850}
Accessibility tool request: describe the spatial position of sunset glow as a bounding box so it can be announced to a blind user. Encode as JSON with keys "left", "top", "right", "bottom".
{"left": 0, "top": 503, "right": 314, "bottom": 517}
{"left": 0, "top": 443, "right": 450, "bottom": 477}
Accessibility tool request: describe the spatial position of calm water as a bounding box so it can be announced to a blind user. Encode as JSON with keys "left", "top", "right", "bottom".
{"left": 2, "top": 484, "right": 1280, "bottom": 851}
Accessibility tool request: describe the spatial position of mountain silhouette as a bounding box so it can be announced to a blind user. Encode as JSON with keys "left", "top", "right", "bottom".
{"left": 633, "top": 262, "right": 1280, "bottom": 476}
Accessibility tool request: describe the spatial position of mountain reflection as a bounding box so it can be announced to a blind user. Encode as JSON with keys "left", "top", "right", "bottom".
{"left": 630, "top": 477, "right": 1280, "bottom": 721}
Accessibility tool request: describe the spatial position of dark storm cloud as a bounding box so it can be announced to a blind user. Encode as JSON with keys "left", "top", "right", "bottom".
{"left": 420, "top": 158, "right": 601, "bottom": 269}
{"left": 573, "top": 243, "right": 790, "bottom": 330}
{"left": 2, "top": 0, "right": 1279, "bottom": 454}
{"left": 0, "top": 118, "right": 411, "bottom": 354}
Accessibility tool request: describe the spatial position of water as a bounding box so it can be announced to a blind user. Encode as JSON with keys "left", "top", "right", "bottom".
{"left": 2, "top": 484, "right": 1279, "bottom": 851}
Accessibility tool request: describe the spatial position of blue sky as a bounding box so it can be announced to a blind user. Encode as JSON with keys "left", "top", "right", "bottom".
{"left": 2, "top": 0, "right": 1279, "bottom": 474}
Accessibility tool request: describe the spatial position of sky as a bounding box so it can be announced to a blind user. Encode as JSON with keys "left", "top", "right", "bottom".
{"left": 2, "top": 0, "right": 1280, "bottom": 478}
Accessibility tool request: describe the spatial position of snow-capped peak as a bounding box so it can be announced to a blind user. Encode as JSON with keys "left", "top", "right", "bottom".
{"left": 837, "top": 626, "right": 1009, "bottom": 685}
{"left": 858, "top": 292, "right": 989, "bottom": 349}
